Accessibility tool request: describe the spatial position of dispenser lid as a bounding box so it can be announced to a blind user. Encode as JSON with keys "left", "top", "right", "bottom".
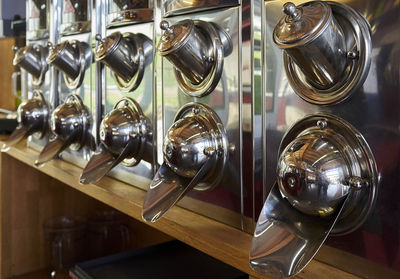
{"left": 273, "top": 1, "right": 331, "bottom": 48}
{"left": 13, "top": 46, "right": 31, "bottom": 66}
{"left": 95, "top": 32, "right": 122, "bottom": 61}
{"left": 47, "top": 41, "right": 69, "bottom": 64}
{"left": 157, "top": 20, "right": 194, "bottom": 55}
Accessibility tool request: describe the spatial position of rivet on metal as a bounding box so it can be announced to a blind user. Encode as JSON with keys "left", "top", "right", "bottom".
{"left": 317, "top": 120, "right": 327, "bottom": 130}
{"left": 288, "top": 177, "right": 296, "bottom": 188}
{"left": 347, "top": 51, "right": 359, "bottom": 60}
{"left": 192, "top": 107, "right": 200, "bottom": 114}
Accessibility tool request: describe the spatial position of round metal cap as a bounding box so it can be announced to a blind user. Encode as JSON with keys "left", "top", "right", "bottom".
{"left": 47, "top": 41, "right": 69, "bottom": 64}
{"left": 51, "top": 94, "right": 89, "bottom": 150}
{"left": 13, "top": 46, "right": 32, "bottom": 66}
{"left": 273, "top": 1, "right": 331, "bottom": 48}
{"left": 277, "top": 114, "right": 378, "bottom": 234}
{"left": 278, "top": 132, "right": 352, "bottom": 218}
{"left": 95, "top": 32, "right": 122, "bottom": 61}
{"left": 100, "top": 98, "right": 144, "bottom": 158}
{"left": 17, "top": 91, "right": 49, "bottom": 136}
{"left": 157, "top": 20, "right": 194, "bottom": 55}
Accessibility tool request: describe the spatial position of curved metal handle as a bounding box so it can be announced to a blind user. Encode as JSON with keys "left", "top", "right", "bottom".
{"left": 1, "top": 126, "right": 29, "bottom": 152}
{"left": 11, "top": 72, "right": 21, "bottom": 99}
{"left": 142, "top": 156, "right": 216, "bottom": 222}
{"left": 249, "top": 182, "right": 351, "bottom": 278}
{"left": 35, "top": 134, "right": 75, "bottom": 166}
{"left": 80, "top": 141, "right": 135, "bottom": 184}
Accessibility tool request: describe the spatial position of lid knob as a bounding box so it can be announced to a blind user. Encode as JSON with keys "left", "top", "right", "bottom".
{"left": 47, "top": 41, "right": 55, "bottom": 50}
{"left": 95, "top": 34, "right": 105, "bottom": 43}
{"left": 160, "top": 20, "right": 174, "bottom": 37}
{"left": 283, "top": 2, "right": 301, "bottom": 21}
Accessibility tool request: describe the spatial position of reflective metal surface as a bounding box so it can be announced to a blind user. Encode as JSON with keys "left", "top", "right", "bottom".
{"left": 80, "top": 98, "right": 151, "bottom": 184}
{"left": 274, "top": 1, "right": 347, "bottom": 89}
{"left": 51, "top": 27, "right": 95, "bottom": 168}
{"left": 2, "top": 91, "right": 49, "bottom": 151}
{"left": 27, "top": 0, "right": 49, "bottom": 40}
{"left": 47, "top": 40, "right": 91, "bottom": 89}
{"left": 61, "top": 0, "right": 91, "bottom": 35}
{"left": 100, "top": 22, "right": 154, "bottom": 188}
{"left": 275, "top": 1, "right": 372, "bottom": 104}
{"left": 261, "top": 0, "right": 400, "bottom": 277}
{"left": 143, "top": 102, "right": 227, "bottom": 222}
{"left": 95, "top": 32, "right": 153, "bottom": 92}
{"left": 107, "top": 0, "right": 152, "bottom": 27}
{"left": 35, "top": 94, "right": 92, "bottom": 166}
{"left": 250, "top": 113, "right": 378, "bottom": 278}
{"left": 158, "top": 19, "right": 232, "bottom": 97}
{"left": 13, "top": 45, "right": 49, "bottom": 86}
{"left": 162, "top": 0, "right": 239, "bottom": 17}
{"left": 160, "top": 8, "right": 243, "bottom": 230}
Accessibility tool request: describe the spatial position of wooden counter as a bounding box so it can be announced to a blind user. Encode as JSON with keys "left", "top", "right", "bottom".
{"left": 0, "top": 141, "right": 361, "bottom": 279}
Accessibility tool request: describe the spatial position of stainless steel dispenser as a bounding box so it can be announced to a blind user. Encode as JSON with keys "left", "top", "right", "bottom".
{"left": 36, "top": 0, "right": 95, "bottom": 167}
{"left": 141, "top": 0, "right": 259, "bottom": 232}
{"left": 252, "top": 0, "right": 400, "bottom": 278}
{"left": 250, "top": 114, "right": 378, "bottom": 278}
{"left": 79, "top": 0, "right": 155, "bottom": 188}
{"left": 2, "top": 0, "right": 58, "bottom": 152}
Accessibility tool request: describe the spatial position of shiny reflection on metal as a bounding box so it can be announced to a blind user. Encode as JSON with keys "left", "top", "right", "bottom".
{"left": 13, "top": 45, "right": 49, "bottom": 86}
{"left": 142, "top": 157, "right": 216, "bottom": 222}
{"left": 35, "top": 94, "right": 91, "bottom": 166}
{"left": 80, "top": 98, "right": 150, "bottom": 184}
{"left": 275, "top": 1, "right": 371, "bottom": 105}
{"left": 47, "top": 40, "right": 91, "bottom": 90}
{"left": 61, "top": 21, "right": 91, "bottom": 36}
{"left": 1, "top": 91, "right": 49, "bottom": 152}
{"left": 250, "top": 114, "right": 378, "bottom": 278}
{"left": 158, "top": 20, "right": 232, "bottom": 97}
{"left": 95, "top": 32, "right": 153, "bottom": 93}
{"left": 142, "top": 103, "right": 228, "bottom": 222}
{"left": 107, "top": 8, "right": 153, "bottom": 27}
{"left": 274, "top": 1, "right": 346, "bottom": 90}
{"left": 163, "top": 0, "right": 240, "bottom": 17}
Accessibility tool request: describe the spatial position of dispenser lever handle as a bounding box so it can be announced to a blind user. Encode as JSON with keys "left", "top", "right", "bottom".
{"left": 80, "top": 142, "right": 134, "bottom": 184}
{"left": 142, "top": 156, "right": 216, "bottom": 222}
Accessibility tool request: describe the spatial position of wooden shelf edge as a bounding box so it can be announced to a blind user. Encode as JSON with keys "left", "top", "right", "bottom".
{"left": 1, "top": 142, "right": 362, "bottom": 279}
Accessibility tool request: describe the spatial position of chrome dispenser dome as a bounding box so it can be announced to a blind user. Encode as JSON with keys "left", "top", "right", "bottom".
{"left": 99, "top": 98, "right": 147, "bottom": 165}
{"left": 250, "top": 114, "right": 378, "bottom": 278}
{"left": 278, "top": 132, "right": 352, "bottom": 217}
{"left": 142, "top": 103, "right": 228, "bottom": 222}
{"left": 80, "top": 98, "right": 151, "bottom": 185}
{"left": 1, "top": 91, "right": 49, "bottom": 151}
{"left": 35, "top": 94, "right": 91, "bottom": 166}
{"left": 163, "top": 114, "right": 215, "bottom": 178}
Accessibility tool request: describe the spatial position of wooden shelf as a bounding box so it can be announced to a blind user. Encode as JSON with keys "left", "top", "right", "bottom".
{"left": 0, "top": 141, "right": 362, "bottom": 279}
